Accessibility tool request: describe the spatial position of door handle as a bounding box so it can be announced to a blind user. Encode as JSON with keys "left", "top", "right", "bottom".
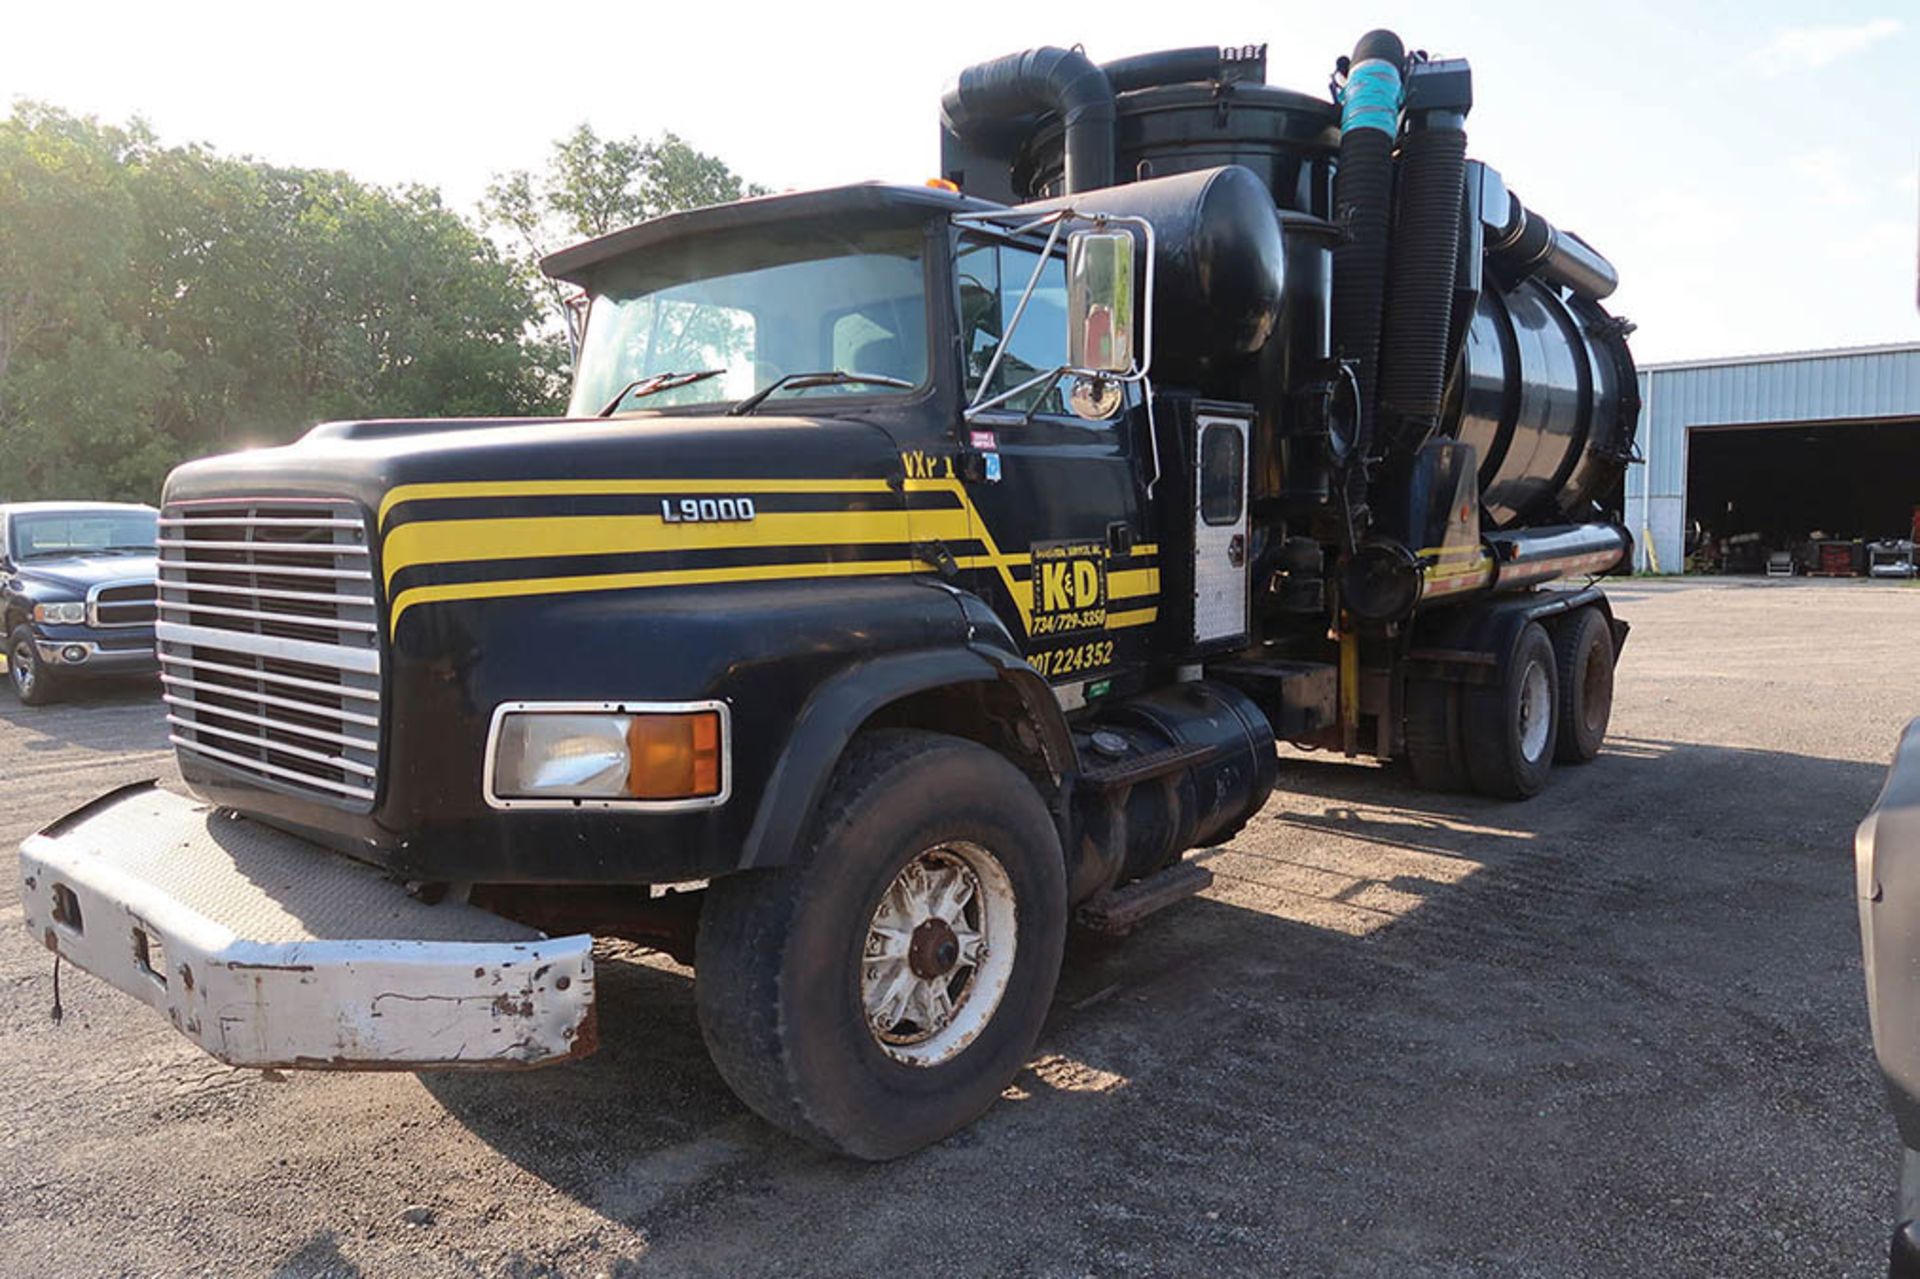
{"left": 1227, "top": 534, "right": 1246, "bottom": 567}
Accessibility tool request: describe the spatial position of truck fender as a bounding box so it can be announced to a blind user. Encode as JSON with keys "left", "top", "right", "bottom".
{"left": 955, "top": 588, "right": 1077, "bottom": 775}
{"left": 1412, "top": 587, "right": 1621, "bottom": 682}
{"left": 737, "top": 647, "right": 1016, "bottom": 869}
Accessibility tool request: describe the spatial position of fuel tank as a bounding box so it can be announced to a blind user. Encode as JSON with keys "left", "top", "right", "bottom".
{"left": 1068, "top": 680, "right": 1278, "bottom": 904}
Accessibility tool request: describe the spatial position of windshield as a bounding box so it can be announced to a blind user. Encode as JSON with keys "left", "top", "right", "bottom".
{"left": 11, "top": 510, "right": 158, "bottom": 559}
{"left": 569, "top": 223, "right": 930, "bottom": 417}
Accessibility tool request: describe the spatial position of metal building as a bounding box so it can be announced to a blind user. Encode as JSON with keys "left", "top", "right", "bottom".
{"left": 1626, "top": 342, "right": 1920, "bottom": 573}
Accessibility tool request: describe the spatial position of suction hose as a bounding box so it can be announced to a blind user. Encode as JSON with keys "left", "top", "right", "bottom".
{"left": 1328, "top": 29, "right": 1405, "bottom": 518}
{"left": 942, "top": 47, "right": 1116, "bottom": 194}
{"left": 1378, "top": 63, "right": 1471, "bottom": 453}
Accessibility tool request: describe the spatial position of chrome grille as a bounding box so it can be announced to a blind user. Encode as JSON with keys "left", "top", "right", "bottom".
{"left": 88, "top": 580, "right": 157, "bottom": 628}
{"left": 156, "top": 499, "right": 382, "bottom": 807}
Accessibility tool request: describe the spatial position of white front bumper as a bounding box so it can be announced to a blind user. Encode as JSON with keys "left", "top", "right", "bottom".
{"left": 19, "top": 783, "right": 596, "bottom": 1070}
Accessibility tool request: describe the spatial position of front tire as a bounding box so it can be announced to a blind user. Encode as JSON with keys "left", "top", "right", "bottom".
{"left": 695, "top": 729, "right": 1067, "bottom": 1159}
{"left": 1464, "top": 621, "right": 1558, "bottom": 800}
{"left": 8, "top": 626, "right": 60, "bottom": 706}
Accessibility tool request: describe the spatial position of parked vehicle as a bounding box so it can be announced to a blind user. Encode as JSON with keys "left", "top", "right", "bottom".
{"left": 1, "top": 502, "right": 159, "bottom": 705}
{"left": 1858, "top": 720, "right": 1920, "bottom": 1276}
{"left": 18, "top": 32, "right": 1638, "bottom": 1157}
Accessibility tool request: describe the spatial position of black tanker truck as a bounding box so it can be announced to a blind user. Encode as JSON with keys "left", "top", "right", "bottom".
{"left": 19, "top": 32, "right": 1638, "bottom": 1157}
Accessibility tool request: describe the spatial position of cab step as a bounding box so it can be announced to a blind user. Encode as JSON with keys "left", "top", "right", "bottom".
{"left": 1075, "top": 859, "right": 1215, "bottom": 935}
{"left": 1078, "top": 742, "right": 1216, "bottom": 791}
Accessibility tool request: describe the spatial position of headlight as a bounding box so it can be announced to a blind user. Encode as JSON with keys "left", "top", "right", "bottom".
{"left": 488, "top": 704, "right": 726, "bottom": 806}
{"left": 33, "top": 601, "right": 86, "bottom": 625}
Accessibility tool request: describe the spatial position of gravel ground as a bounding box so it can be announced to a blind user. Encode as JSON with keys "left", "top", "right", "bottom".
{"left": 0, "top": 577, "right": 1912, "bottom": 1277}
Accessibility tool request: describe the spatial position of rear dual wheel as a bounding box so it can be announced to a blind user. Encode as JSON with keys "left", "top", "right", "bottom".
{"left": 1551, "top": 607, "right": 1615, "bottom": 765}
{"left": 1411, "top": 607, "right": 1614, "bottom": 799}
{"left": 1464, "top": 621, "right": 1559, "bottom": 799}
{"left": 1404, "top": 675, "right": 1469, "bottom": 792}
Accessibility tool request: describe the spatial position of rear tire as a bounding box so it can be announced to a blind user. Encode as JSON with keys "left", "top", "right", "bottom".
{"left": 1404, "top": 676, "right": 1469, "bottom": 791}
{"left": 8, "top": 626, "right": 60, "bottom": 706}
{"left": 1464, "top": 621, "right": 1558, "bottom": 800}
{"left": 1551, "top": 608, "right": 1614, "bottom": 764}
{"left": 695, "top": 729, "right": 1067, "bottom": 1159}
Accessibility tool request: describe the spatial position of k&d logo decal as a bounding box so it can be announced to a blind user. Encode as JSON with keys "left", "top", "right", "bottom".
{"left": 1030, "top": 540, "right": 1106, "bottom": 637}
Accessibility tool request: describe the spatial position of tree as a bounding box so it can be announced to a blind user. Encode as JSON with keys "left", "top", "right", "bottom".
{"left": 0, "top": 107, "right": 765, "bottom": 504}
{"left": 0, "top": 107, "right": 187, "bottom": 500}
{"left": 0, "top": 103, "right": 564, "bottom": 502}
{"left": 483, "top": 125, "right": 767, "bottom": 327}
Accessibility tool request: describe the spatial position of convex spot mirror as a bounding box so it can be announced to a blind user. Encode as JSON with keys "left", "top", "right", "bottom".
{"left": 1066, "top": 229, "right": 1135, "bottom": 376}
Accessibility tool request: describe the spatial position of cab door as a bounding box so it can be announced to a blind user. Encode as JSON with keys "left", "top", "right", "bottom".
{"left": 952, "top": 234, "right": 1157, "bottom": 687}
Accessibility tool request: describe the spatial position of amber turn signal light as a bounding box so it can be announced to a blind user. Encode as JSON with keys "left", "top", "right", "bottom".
{"left": 625, "top": 710, "right": 723, "bottom": 800}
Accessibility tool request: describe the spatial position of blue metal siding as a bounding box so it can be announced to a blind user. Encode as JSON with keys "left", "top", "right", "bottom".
{"left": 1622, "top": 344, "right": 1920, "bottom": 570}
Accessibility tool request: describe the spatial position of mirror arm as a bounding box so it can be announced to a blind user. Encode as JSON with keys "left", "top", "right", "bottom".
{"left": 952, "top": 208, "right": 1157, "bottom": 419}
{"left": 967, "top": 216, "right": 1069, "bottom": 412}
{"left": 965, "top": 364, "right": 1069, "bottom": 419}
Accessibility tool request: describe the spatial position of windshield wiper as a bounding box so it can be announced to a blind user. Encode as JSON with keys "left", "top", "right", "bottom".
{"left": 597, "top": 368, "right": 727, "bottom": 416}
{"left": 728, "top": 370, "right": 915, "bottom": 417}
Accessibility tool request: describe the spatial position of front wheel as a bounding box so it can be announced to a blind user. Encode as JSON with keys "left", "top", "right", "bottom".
{"left": 695, "top": 729, "right": 1067, "bottom": 1159}
{"left": 8, "top": 626, "right": 60, "bottom": 706}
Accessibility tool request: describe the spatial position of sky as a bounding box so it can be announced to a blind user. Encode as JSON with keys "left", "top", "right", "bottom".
{"left": 3, "top": 0, "right": 1915, "bottom": 365}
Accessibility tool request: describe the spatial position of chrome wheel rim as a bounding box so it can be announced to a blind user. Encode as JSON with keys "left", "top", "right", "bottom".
{"left": 1518, "top": 659, "right": 1551, "bottom": 762}
{"left": 11, "top": 641, "right": 33, "bottom": 695}
{"left": 861, "top": 841, "right": 1017, "bottom": 1067}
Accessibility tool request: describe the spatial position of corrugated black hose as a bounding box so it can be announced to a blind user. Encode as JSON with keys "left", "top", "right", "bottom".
{"left": 1378, "top": 124, "right": 1469, "bottom": 452}
{"left": 1329, "top": 30, "right": 1405, "bottom": 523}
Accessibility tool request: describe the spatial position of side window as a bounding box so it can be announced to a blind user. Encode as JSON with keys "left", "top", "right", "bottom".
{"left": 957, "top": 238, "right": 1074, "bottom": 417}
{"left": 1199, "top": 425, "right": 1245, "bottom": 526}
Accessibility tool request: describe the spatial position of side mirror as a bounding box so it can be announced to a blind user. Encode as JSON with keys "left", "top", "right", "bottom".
{"left": 1066, "top": 229, "right": 1135, "bottom": 375}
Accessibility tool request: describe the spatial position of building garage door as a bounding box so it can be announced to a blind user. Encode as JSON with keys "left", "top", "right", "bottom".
{"left": 1686, "top": 418, "right": 1920, "bottom": 573}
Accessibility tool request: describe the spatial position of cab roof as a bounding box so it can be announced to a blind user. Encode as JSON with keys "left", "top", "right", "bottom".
{"left": 540, "top": 183, "right": 1003, "bottom": 287}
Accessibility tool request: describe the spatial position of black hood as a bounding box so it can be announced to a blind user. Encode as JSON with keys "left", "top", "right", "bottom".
{"left": 165, "top": 414, "right": 908, "bottom": 521}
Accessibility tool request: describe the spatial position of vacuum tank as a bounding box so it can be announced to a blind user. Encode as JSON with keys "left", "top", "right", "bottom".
{"left": 941, "top": 35, "right": 1640, "bottom": 582}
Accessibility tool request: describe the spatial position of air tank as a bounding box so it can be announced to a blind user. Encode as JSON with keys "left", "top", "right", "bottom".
{"left": 1017, "top": 165, "right": 1289, "bottom": 384}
